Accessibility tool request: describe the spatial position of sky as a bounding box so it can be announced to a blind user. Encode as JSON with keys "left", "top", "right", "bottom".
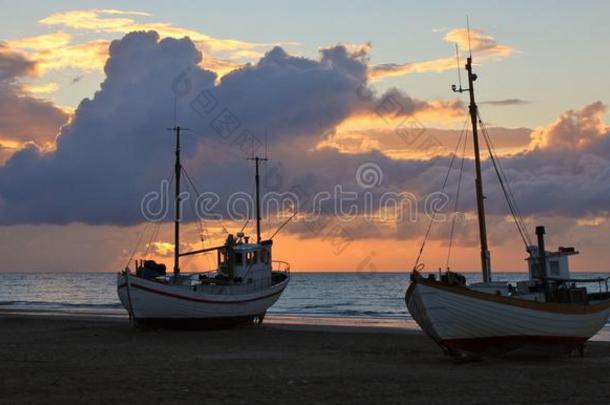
{"left": 0, "top": 1, "right": 609, "bottom": 273}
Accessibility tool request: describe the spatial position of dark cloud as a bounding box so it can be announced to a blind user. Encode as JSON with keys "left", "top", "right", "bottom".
{"left": 0, "top": 84, "right": 69, "bottom": 145}
{"left": 0, "top": 32, "right": 451, "bottom": 225}
{"left": 481, "top": 98, "right": 531, "bottom": 106}
{"left": 0, "top": 43, "right": 37, "bottom": 81}
{"left": 0, "top": 43, "right": 68, "bottom": 150}
{"left": 0, "top": 31, "right": 607, "bottom": 235}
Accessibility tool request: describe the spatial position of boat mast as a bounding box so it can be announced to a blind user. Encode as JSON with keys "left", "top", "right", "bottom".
{"left": 172, "top": 126, "right": 182, "bottom": 275}
{"left": 248, "top": 156, "right": 268, "bottom": 244}
{"left": 452, "top": 24, "right": 492, "bottom": 283}
{"left": 466, "top": 56, "right": 491, "bottom": 282}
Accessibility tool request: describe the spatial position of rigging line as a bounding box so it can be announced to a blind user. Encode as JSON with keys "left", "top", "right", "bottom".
{"left": 269, "top": 210, "right": 298, "bottom": 240}
{"left": 480, "top": 122, "right": 527, "bottom": 244}
{"left": 181, "top": 166, "right": 218, "bottom": 243}
{"left": 181, "top": 168, "right": 215, "bottom": 269}
{"left": 143, "top": 171, "right": 174, "bottom": 258}
{"left": 125, "top": 221, "right": 151, "bottom": 268}
{"left": 478, "top": 115, "right": 531, "bottom": 249}
{"left": 445, "top": 121, "right": 470, "bottom": 269}
{"left": 127, "top": 168, "right": 174, "bottom": 266}
{"left": 240, "top": 218, "right": 250, "bottom": 233}
{"left": 489, "top": 134, "right": 532, "bottom": 245}
{"left": 478, "top": 112, "right": 532, "bottom": 246}
{"left": 412, "top": 114, "right": 470, "bottom": 270}
{"left": 144, "top": 220, "right": 162, "bottom": 258}
{"left": 182, "top": 168, "right": 213, "bottom": 270}
{"left": 181, "top": 168, "right": 207, "bottom": 245}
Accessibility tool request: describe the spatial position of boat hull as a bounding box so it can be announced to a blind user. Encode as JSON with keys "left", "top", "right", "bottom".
{"left": 406, "top": 277, "right": 610, "bottom": 356}
{"left": 117, "top": 273, "right": 288, "bottom": 328}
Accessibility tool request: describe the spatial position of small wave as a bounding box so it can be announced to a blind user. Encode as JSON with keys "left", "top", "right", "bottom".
{"left": 0, "top": 300, "right": 121, "bottom": 309}
{"left": 269, "top": 308, "right": 410, "bottom": 320}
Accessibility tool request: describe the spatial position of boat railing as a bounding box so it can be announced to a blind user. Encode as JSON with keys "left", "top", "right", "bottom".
{"left": 272, "top": 260, "right": 290, "bottom": 275}
{"left": 545, "top": 276, "right": 610, "bottom": 294}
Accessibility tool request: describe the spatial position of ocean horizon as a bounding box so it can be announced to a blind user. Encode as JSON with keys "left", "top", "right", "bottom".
{"left": 3, "top": 271, "right": 610, "bottom": 321}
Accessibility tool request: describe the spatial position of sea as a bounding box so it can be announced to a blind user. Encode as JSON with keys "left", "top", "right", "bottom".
{"left": 1, "top": 272, "right": 610, "bottom": 318}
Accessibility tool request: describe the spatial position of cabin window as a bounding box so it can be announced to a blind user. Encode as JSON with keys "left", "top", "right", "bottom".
{"left": 246, "top": 251, "right": 257, "bottom": 265}
{"left": 219, "top": 250, "right": 227, "bottom": 265}
{"left": 235, "top": 253, "right": 243, "bottom": 266}
{"left": 550, "top": 261, "right": 560, "bottom": 276}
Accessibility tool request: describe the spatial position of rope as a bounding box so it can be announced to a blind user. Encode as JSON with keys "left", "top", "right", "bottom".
{"left": 125, "top": 222, "right": 151, "bottom": 268}
{"left": 144, "top": 221, "right": 162, "bottom": 258}
{"left": 479, "top": 115, "right": 531, "bottom": 247}
{"left": 478, "top": 113, "right": 532, "bottom": 248}
{"left": 445, "top": 122, "right": 470, "bottom": 269}
{"left": 412, "top": 114, "right": 470, "bottom": 271}
{"left": 182, "top": 167, "right": 213, "bottom": 270}
{"left": 125, "top": 169, "right": 174, "bottom": 267}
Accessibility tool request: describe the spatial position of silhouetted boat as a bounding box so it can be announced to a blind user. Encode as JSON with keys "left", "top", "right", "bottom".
{"left": 406, "top": 39, "right": 610, "bottom": 357}
{"left": 118, "top": 126, "right": 290, "bottom": 328}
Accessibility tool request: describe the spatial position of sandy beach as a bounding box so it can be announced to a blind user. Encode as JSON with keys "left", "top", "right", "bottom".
{"left": 1, "top": 314, "right": 610, "bottom": 404}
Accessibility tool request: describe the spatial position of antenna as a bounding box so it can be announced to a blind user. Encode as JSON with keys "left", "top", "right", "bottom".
{"left": 265, "top": 129, "right": 269, "bottom": 160}
{"left": 173, "top": 96, "right": 177, "bottom": 128}
{"left": 247, "top": 155, "right": 269, "bottom": 244}
{"left": 451, "top": 18, "right": 470, "bottom": 94}
{"left": 466, "top": 15, "right": 472, "bottom": 58}
{"left": 455, "top": 44, "right": 462, "bottom": 90}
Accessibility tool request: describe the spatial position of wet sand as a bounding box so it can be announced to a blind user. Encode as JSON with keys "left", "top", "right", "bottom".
{"left": 1, "top": 315, "right": 610, "bottom": 404}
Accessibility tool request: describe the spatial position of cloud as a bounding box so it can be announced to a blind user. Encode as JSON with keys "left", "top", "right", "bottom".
{"left": 1, "top": 30, "right": 607, "bottom": 243}
{"left": 481, "top": 98, "right": 531, "bottom": 106}
{"left": 21, "top": 82, "right": 61, "bottom": 95}
{"left": 444, "top": 28, "right": 513, "bottom": 58}
{"left": 0, "top": 86, "right": 69, "bottom": 146}
{"left": 0, "top": 43, "right": 38, "bottom": 80}
{"left": 0, "top": 32, "right": 460, "bottom": 226}
{"left": 369, "top": 27, "right": 514, "bottom": 80}
{"left": 369, "top": 57, "right": 457, "bottom": 80}
{"left": 318, "top": 125, "right": 531, "bottom": 158}
{"left": 7, "top": 32, "right": 111, "bottom": 74}
{"left": 5, "top": 9, "right": 294, "bottom": 81}
{"left": 529, "top": 101, "right": 608, "bottom": 151}
{"left": 0, "top": 46, "right": 69, "bottom": 150}
{"left": 38, "top": 8, "right": 282, "bottom": 60}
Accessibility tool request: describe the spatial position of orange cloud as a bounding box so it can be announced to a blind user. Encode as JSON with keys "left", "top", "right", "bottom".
{"left": 4, "top": 9, "right": 292, "bottom": 81}
{"left": 529, "top": 101, "right": 608, "bottom": 150}
{"left": 369, "top": 28, "right": 514, "bottom": 80}
{"left": 39, "top": 9, "right": 280, "bottom": 58}
{"left": 21, "top": 82, "right": 61, "bottom": 95}
{"left": 200, "top": 57, "right": 245, "bottom": 79}
{"left": 7, "top": 32, "right": 109, "bottom": 75}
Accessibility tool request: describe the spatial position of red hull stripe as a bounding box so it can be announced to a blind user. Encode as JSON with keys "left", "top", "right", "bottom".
{"left": 441, "top": 335, "right": 588, "bottom": 352}
{"left": 117, "top": 282, "right": 285, "bottom": 304}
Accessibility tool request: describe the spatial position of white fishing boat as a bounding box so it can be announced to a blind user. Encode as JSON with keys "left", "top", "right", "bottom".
{"left": 406, "top": 41, "right": 610, "bottom": 357}
{"left": 118, "top": 126, "right": 290, "bottom": 328}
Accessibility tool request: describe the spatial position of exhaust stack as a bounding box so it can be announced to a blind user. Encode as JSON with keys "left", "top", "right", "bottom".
{"left": 536, "top": 226, "right": 547, "bottom": 279}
